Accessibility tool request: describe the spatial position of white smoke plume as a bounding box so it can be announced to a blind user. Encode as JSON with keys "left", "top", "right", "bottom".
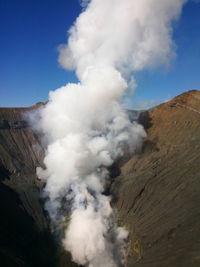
{"left": 34, "top": 0, "right": 186, "bottom": 266}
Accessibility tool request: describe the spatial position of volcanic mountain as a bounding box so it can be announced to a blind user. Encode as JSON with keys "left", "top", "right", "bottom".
{"left": 112, "top": 89, "right": 200, "bottom": 267}
{"left": 0, "top": 90, "right": 200, "bottom": 267}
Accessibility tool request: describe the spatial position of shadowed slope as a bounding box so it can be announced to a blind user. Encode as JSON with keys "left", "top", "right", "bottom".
{"left": 0, "top": 104, "right": 77, "bottom": 267}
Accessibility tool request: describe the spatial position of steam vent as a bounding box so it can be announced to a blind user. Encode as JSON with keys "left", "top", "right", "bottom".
{"left": 1, "top": 90, "right": 200, "bottom": 267}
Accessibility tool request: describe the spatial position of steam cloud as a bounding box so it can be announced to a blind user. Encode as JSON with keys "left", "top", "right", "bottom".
{"left": 34, "top": 0, "right": 186, "bottom": 266}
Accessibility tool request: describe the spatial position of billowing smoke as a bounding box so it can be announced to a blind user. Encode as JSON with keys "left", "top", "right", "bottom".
{"left": 34, "top": 0, "right": 186, "bottom": 266}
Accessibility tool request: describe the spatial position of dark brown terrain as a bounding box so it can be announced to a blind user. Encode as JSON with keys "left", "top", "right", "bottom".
{"left": 0, "top": 90, "right": 200, "bottom": 267}
{"left": 112, "top": 90, "right": 200, "bottom": 267}
{"left": 0, "top": 104, "right": 76, "bottom": 267}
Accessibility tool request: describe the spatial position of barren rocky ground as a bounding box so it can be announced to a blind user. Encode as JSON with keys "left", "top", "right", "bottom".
{"left": 112, "top": 90, "right": 200, "bottom": 267}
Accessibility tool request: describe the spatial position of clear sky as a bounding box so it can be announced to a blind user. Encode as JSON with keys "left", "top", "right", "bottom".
{"left": 0, "top": 0, "right": 200, "bottom": 108}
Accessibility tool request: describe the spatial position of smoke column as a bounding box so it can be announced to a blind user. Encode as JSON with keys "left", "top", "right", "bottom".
{"left": 35, "top": 0, "right": 186, "bottom": 266}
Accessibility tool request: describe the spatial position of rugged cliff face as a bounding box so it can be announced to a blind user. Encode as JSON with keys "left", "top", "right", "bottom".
{"left": 1, "top": 90, "right": 200, "bottom": 267}
{"left": 0, "top": 104, "right": 77, "bottom": 267}
{"left": 0, "top": 105, "right": 46, "bottom": 229}
{"left": 112, "top": 90, "right": 200, "bottom": 267}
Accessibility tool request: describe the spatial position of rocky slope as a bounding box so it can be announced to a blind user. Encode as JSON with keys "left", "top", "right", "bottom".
{"left": 0, "top": 104, "right": 46, "bottom": 229}
{"left": 112, "top": 90, "right": 200, "bottom": 267}
{"left": 0, "top": 104, "right": 77, "bottom": 267}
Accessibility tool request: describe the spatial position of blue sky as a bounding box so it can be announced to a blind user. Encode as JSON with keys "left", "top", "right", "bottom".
{"left": 0, "top": 0, "right": 200, "bottom": 108}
